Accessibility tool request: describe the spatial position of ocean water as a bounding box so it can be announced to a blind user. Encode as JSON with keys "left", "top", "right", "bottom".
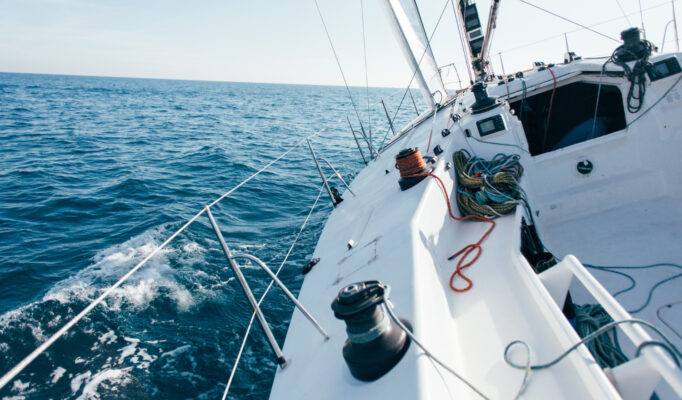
{"left": 0, "top": 72, "right": 422, "bottom": 399}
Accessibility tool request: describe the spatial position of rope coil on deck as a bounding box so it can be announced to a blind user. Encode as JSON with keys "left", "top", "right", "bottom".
{"left": 453, "top": 150, "right": 524, "bottom": 219}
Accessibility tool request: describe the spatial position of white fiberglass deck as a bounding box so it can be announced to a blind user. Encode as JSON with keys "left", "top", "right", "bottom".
{"left": 272, "top": 109, "right": 617, "bottom": 399}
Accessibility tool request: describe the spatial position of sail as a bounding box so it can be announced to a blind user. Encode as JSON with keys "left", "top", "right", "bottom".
{"left": 382, "top": 0, "right": 448, "bottom": 107}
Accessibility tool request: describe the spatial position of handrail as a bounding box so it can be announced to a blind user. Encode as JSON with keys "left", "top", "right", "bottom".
{"left": 0, "top": 130, "right": 326, "bottom": 391}
{"left": 556, "top": 255, "right": 682, "bottom": 396}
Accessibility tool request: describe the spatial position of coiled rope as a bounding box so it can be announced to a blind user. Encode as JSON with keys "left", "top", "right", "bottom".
{"left": 453, "top": 150, "right": 524, "bottom": 219}
{"left": 574, "top": 304, "right": 629, "bottom": 368}
{"left": 398, "top": 167, "right": 495, "bottom": 292}
{"left": 395, "top": 148, "right": 428, "bottom": 177}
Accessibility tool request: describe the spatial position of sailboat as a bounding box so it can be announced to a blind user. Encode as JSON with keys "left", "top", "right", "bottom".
{"left": 0, "top": 0, "right": 680, "bottom": 398}
{"left": 266, "top": 0, "right": 682, "bottom": 398}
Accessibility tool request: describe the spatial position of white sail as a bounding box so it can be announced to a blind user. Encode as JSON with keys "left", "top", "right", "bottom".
{"left": 382, "top": 0, "right": 448, "bottom": 107}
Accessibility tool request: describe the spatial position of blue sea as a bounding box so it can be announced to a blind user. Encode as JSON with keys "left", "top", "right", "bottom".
{"left": 0, "top": 72, "right": 421, "bottom": 399}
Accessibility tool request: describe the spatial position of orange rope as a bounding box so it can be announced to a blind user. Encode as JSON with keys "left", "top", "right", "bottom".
{"left": 395, "top": 149, "right": 427, "bottom": 177}
{"left": 409, "top": 173, "right": 496, "bottom": 293}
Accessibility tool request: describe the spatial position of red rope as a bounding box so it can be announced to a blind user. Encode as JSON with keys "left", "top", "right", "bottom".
{"left": 409, "top": 173, "right": 496, "bottom": 292}
{"left": 542, "top": 66, "right": 557, "bottom": 152}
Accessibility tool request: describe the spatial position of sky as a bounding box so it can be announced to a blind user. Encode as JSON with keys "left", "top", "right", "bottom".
{"left": 0, "top": 0, "right": 679, "bottom": 88}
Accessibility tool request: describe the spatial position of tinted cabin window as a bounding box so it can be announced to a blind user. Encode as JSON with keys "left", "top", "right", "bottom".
{"left": 509, "top": 82, "right": 626, "bottom": 156}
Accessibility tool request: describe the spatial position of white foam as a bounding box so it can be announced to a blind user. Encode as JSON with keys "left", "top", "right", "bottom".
{"left": 38, "top": 228, "right": 212, "bottom": 313}
{"left": 98, "top": 330, "right": 116, "bottom": 345}
{"left": 237, "top": 243, "right": 266, "bottom": 250}
{"left": 76, "top": 368, "right": 130, "bottom": 400}
{"left": 70, "top": 371, "right": 91, "bottom": 394}
{"left": 117, "top": 341, "right": 137, "bottom": 365}
{"left": 0, "top": 227, "right": 234, "bottom": 337}
{"left": 50, "top": 366, "right": 67, "bottom": 384}
{"left": 11, "top": 380, "right": 28, "bottom": 393}
{"left": 160, "top": 344, "right": 192, "bottom": 358}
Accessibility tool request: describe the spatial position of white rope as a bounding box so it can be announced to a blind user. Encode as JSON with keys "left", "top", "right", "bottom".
{"left": 221, "top": 184, "right": 325, "bottom": 400}
{"left": 0, "top": 130, "right": 324, "bottom": 391}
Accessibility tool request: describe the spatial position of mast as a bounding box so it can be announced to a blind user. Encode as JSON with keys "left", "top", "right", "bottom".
{"left": 456, "top": 0, "right": 500, "bottom": 81}
{"left": 479, "top": 0, "right": 501, "bottom": 71}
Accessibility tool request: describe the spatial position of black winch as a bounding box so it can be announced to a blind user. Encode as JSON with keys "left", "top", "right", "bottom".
{"left": 331, "top": 281, "right": 410, "bottom": 381}
{"left": 616, "top": 27, "right": 651, "bottom": 62}
{"left": 471, "top": 82, "right": 499, "bottom": 114}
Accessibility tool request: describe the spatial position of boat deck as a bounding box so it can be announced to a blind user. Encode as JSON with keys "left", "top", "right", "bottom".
{"left": 271, "top": 106, "right": 620, "bottom": 399}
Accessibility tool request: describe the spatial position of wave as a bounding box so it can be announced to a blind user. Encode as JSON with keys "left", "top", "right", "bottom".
{"left": 0, "top": 225, "right": 239, "bottom": 398}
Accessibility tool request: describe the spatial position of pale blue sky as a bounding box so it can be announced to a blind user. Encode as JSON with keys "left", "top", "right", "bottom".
{"left": 0, "top": 0, "right": 678, "bottom": 87}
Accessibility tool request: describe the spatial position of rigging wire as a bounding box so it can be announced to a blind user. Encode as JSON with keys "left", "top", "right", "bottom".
{"left": 639, "top": 0, "right": 647, "bottom": 39}
{"left": 614, "top": 0, "right": 633, "bottom": 27}
{"left": 360, "top": 0, "right": 373, "bottom": 151}
{"left": 498, "top": 1, "right": 669, "bottom": 55}
{"left": 517, "top": 0, "right": 620, "bottom": 43}
{"left": 313, "top": 0, "right": 375, "bottom": 156}
{"left": 221, "top": 185, "right": 325, "bottom": 400}
{"left": 450, "top": 0, "right": 474, "bottom": 83}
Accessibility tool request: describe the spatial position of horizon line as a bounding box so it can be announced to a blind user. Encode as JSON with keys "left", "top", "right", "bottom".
{"left": 0, "top": 70, "right": 411, "bottom": 91}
